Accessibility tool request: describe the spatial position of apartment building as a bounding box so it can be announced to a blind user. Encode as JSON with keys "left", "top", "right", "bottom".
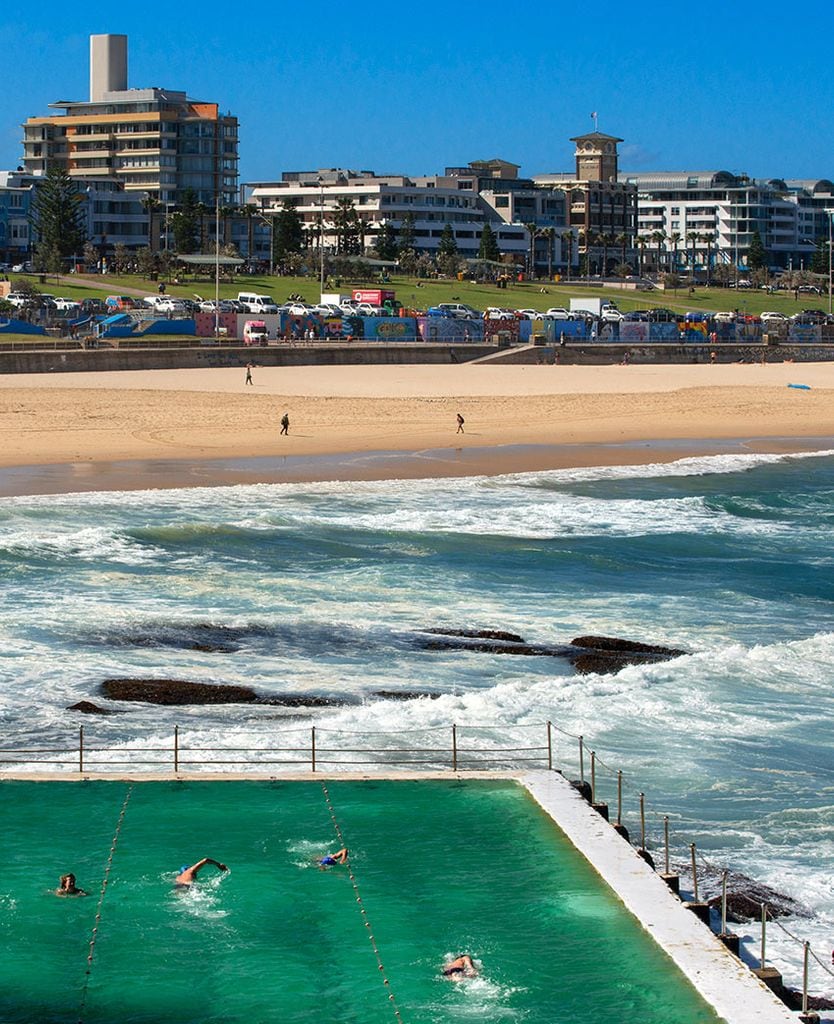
{"left": 622, "top": 171, "right": 834, "bottom": 271}
{"left": 0, "top": 171, "right": 33, "bottom": 265}
{"left": 22, "top": 34, "right": 238, "bottom": 208}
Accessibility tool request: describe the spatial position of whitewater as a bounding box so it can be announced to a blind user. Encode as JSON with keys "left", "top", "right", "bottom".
{"left": 1, "top": 448, "right": 832, "bottom": 997}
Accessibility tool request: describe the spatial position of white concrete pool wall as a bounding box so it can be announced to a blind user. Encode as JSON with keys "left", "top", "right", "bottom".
{"left": 1, "top": 769, "right": 804, "bottom": 1023}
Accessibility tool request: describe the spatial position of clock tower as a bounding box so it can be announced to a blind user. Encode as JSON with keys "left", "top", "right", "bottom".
{"left": 570, "top": 132, "right": 623, "bottom": 183}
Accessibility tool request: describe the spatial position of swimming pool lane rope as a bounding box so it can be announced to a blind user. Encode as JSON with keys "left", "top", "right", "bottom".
{"left": 77, "top": 784, "right": 134, "bottom": 1024}
{"left": 319, "top": 782, "right": 405, "bottom": 1024}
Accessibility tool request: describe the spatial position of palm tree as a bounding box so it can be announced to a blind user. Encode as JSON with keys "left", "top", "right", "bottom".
{"left": 686, "top": 231, "right": 700, "bottom": 278}
{"left": 636, "top": 235, "right": 649, "bottom": 277}
{"left": 616, "top": 232, "right": 629, "bottom": 271}
{"left": 239, "top": 203, "right": 257, "bottom": 265}
{"left": 539, "top": 226, "right": 556, "bottom": 280}
{"left": 650, "top": 229, "right": 666, "bottom": 275}
{"left": 668, "top": 231, "right": 682, "bottom": 274}
{"left": 702, "top": 232, "right": 716, "bottom": 287}
{"left": 560, "top": 230, "right": 574, "bottom": 279}
{"left": 141, "top": 194, "right": 161, "bottom": 252}
{"left": 195, "top": 203, "right": 210, "bottom": 252}
{"left": 523, "top": 222, "right": 539, "bottom": 277}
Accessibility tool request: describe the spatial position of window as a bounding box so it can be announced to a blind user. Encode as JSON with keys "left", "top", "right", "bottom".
{"left": 495, "top": 196, "right": 509, "bottom": 208}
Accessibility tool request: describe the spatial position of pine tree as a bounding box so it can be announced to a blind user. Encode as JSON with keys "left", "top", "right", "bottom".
{"left": 747, "top": 229, "right": 767, "bottom": 271}
{"left": 374, "top": 222, "right": 398, "bottom": 262}
{"left": 397, "top": 212, "right": 415, "bottom": 255}
{"left": 29, "top": 165, "right": 86, "bottom": 270}
{"left": 333, "top": 197, "right": 362, "bottom": 255}
{"left": 478, "top": 222, "right": 500, "bottom": 262}
{"left": 810, "top": 236, "right": 829, "bottom": 275}
{"left": 273, "top": 199, "right": 304, "bottom": 259}
{"left": 170, "top": 189, "right": 200, "bottom": 254}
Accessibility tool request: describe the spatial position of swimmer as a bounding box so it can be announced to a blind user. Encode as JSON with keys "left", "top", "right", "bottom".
{"left": 318, "top": 848, "right": 348, "bottom": 868}
{"left": 442, "top": 954, "right": 477, "bottom": 979}
{"left": 175, "top": 858, "right": 227, "bottom": 887}
{"left": 55, "top": 873, "right": 88, "bottom": 897}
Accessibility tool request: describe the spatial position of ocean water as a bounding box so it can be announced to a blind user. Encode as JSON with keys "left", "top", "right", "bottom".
{"left": 1, "top": 450, "right": 833, "bottom": 1000}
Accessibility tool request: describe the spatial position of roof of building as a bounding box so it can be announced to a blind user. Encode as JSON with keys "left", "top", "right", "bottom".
{"left": 617, "top": 171, "right": 741, "bottom": 189}
{"left": 570, "top": 131, "right": 624, "bottom": 143}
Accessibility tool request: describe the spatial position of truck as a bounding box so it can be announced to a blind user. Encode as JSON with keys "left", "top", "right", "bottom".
{"left": 569, "top": 297, "right": 620, "bottom": 318}
{"left": 243, "top": 320, "right": 269, "bottom": 345}
{"left": 352, "top": 288, "right": 400, "bottom": 315}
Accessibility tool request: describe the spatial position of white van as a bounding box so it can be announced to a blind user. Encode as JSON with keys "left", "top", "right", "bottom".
{"left": 243, "top": 320, "right": 269, "bottom": 345}
{"left": 237, "top": 292, "right": 279, "bottom": 314}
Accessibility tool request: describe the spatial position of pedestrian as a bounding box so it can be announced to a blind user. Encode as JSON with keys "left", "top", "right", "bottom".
{"left": 710, "top": 350, "right": 717, "bottom": 365}
{"left": 280, "top": 412, "right": 289, "bottom": 436}
{"left": 456, "top": 412, "right": 465, "bottom": 434}
{"left": 245, "top": 363, "right": 253, "bottom": 386}
{"left": 450, "top": 348, "right": 458, "bottom": 363}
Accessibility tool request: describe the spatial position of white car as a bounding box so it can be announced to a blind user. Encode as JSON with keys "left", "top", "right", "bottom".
{"left": 601, "top": 308, "right": 624, "bottom": 323}
{"left": 156, "top": 299, "right": 188, "bottom": 315}
{"left": 199, "top": 299, "right": 236, "bottom": 313}
{"left": 286, "top": 302, "right": 315, "bottom": 316}
{"left": 760, "top": 311, "right": 788, "bottom": 322}
{"left": 545, "top": 307, "right": 572, "bottom": 320}
{"left": 6, "top": 292, "right": 30, "bottom": 307}
{"left": 52, "top": 297, "right": 80, "bottom": 313}
{"left": 312, "top": 303, "right": 342, "bottom": 317}
{"left": 354, "top": 303, "right": 389, "bottom": 317}
{"left": 485, "top": 307, "right": 516, "bottom": 321}
{"left": 516, "top": 309, "right": 546, "bottom": 320}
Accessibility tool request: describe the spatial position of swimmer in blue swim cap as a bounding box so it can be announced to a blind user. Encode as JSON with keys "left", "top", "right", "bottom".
{"left": 318, "top": 847, "right": 348, "bottom": 869}
{"left": 175, "top": 858, "right": 227, "bottom": 887}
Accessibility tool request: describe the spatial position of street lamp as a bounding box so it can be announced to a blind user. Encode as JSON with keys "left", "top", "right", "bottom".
{"left": 318, "top": 177, "right": 325, "bottom": 298}
{"left": 828, "top": 211, "right": 833, "bottom": 317}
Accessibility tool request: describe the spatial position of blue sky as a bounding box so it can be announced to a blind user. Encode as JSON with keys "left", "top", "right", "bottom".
{"left": 2, "top": 0, "right": 833, "bottom": 185}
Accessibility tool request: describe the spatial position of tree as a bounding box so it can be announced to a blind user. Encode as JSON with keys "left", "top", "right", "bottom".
{"left": 397, "top": 212, "right": 415, "bottom": 255}
{"left": 273, "top": 199, "right": 304, "bottom": 260}
{"left": 686, "top": 231, "right": 700, "bottom": 276}
{"left": 636, "top": 235, "right": 649, "bottom": 277}
{"left": 333, "top": 197, "right": 362, "bottom": 255}
{"left": 540, "top": 226, "right": 556, "bottom": 279}
{"left": 83, "top": 241, "right": 99, "bottom": 272}
{"left": 702, "top": 232, "right": 716, "bottom": 286}
{"left": 113, "top": 243, "right": 130, "bottom": 274}
{"left": 136, "top": 246, "right": 158, "bottom": 278}
{"left": 523, "top": 222, "right": 538, "bottom": 276}
{"left": 747, "top": 229, "right": 767, "bottom": 271}
{"left": 142, "top": 194, "right": 161, "bottom": 252}
{"left": 650, "top": 229, "right": 667, "bottom": 274}
{"left": 29, "top": 165, "right": 86, "bottom": 271}
{"left": 373, "top": 222, "right": 398, "bottom": 262}
{"left": 810, "top": 236, "right": 829, "bottom": 275}
{"left": 668, "top": 231, "right": 682, "bottom": 272}
{"left": 478, "top": 221, "right": 500, "bottom": 263}
{"left": 171, "top": 189, "right": 200, "bottom": 254}
{"left": 560, "top": 231, "right": 574, "bottom": 277}
{"left": 437, "top": 223, "right": 459, "bottom": 276}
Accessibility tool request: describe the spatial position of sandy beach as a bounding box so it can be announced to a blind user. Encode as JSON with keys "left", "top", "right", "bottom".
{"left": 0, "top": 362, "right": 832, "bottom": 491}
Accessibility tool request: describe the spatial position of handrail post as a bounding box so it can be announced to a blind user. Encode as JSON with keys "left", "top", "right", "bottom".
{"left": 311, "top": 727, "right": 316, "bottom": 773}
{"left": 639, "top": 792, "right": 646, "bottom": 850}
{"left": 802, "top": 940, "right": 810, "bottom": 1015}
{"left": 174, "top": 725, "right": 179, "bottom": 773}
{"left": 664, "top": 815, "right": 670, "bottom": 875}
{"left": 721, "top": 869, "right": 728, "bottom": 935}
{"left": 79, "top": 726, "right": 84, "bottom": 774}
{"left": 452, "top": 724, "right": 458, "bottom": 772}
{"left": 590, "top": 751, "right": 596, "bottom": 803}
{"left": 690, "top": 843, "right": 699, "bottom": 902}
{"left": 578, "top": 735, "right": 584, "bottom": 784}
{"left": 760, "top": 903, "right": 767, "bottom": 970}
{"left": 546, "top": 720, "right": 552, "bottom": 770}
{"left": 617, "top": 770, "right": 623, "bottom": 825}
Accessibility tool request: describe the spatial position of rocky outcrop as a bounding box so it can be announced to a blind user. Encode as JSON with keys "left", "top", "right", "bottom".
{"left": 425, "top": 628, "right": 526, "bottom": 643}
{"left": 371, "top": 690, "right": 440, "bottom": 701}
{"left": 697, "top": 869, "right": 811, "bottom": 921}
{"left": 67, "top": 700, "right": 124, "bottom": 715}
{"left": 570, "top": 635, "right": 687, "bottom": 657}
{"left": 102, "top": 678, "right": 259, "bottom": 705}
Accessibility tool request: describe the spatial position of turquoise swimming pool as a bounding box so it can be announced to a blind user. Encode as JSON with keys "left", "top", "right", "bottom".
{"left": 0, "top": 780, "right": 722, "bottom": 1023}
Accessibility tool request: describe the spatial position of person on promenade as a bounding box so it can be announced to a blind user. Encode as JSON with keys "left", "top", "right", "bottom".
{"left": 56, "top": 873, "right": 88, "bottom": 897}
{"left": 319, "top": 848, "right": 348, "bottom": 868}
{"left": 175, "top": 858, "right": 227, "bottom": 887}
{"left": 442, "top": 954, "right": 477, "bottom": 979}
{"left": 280, "top": 412, "right": 290, "bottom": 436}
{"left": 456, "top": 413, "right": 465, "bottom": 434}
{"left": 245, "top": 363, "right": 253, "bottom": 386}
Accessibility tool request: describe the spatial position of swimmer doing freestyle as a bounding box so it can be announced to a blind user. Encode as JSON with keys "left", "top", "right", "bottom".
{"left": 442, "top": 954, "right": 477, "bottom": 979}
{"left": 319, "top": 848, "right": 348, "bottom": 868}
{"left": 175, "top": 858, "right": 227, "bottom": 887}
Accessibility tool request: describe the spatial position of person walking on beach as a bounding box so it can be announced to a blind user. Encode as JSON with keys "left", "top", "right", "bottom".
{"left": 245, "top": 363, "right": 253, "bottom": 386}
{"left": 456, "top": 412, "right": 465, "bottom": 434}
{"left": 175, "top": 858, "right": 227, "bottom": 887}
{"left": 280, "top": 412, "right": 290, "bottom": 436}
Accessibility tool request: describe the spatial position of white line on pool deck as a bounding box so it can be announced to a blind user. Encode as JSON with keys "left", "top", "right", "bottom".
{"left": 521, "top": 770, "right": 796, "bottom": 1024}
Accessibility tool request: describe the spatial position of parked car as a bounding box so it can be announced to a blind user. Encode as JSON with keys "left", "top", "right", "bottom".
{"left": 515, "top": 309, "right": 545, "bottom": 320}
{"left": 237, "top": 292, "right": 279, "bottom": 315}
{"left": 544, "top": 307, "right": 571, "bottom": 320}
{"left": 435, "top": 302, "right": 480, "bottom": 320}
{"left": 601, "top": 308, "right": 624, "bottom": 323}
{"left": 79, "top": 298, "right": 107, "bottom": 315}
{"left": 646, "top": 308, "right": 677, "bottom": 323}
{"left": 286, "top": 302, "right": 315, "bottom": 316}
{"left": 5, "top": 291, "right": 31, "bottom": 308}
{"left": 759, "top": 311, "right": 789, "bottom": 323}
{"left": 791, "top": 309, "right": 827, "bottom": 324}
{"left": 156, "top": 299, "right": 188, "bottom": 315}
{"left": 313, "top": 303, "right": 343, "bottom": 317}
{"left": 199, "top": 299, "right": 236, "bottom": 313}
{"left": 354, "top": 302, "right": 390, "bottom": 317}
{"left": 53, "top": 297, "right": 80, "bottom": 313}
{"left": 105, "top": 295, "right": 136, "bottom": 311}
{"left": 485, "top": 307, "right": 516, "bottom": 321}
{"left": 11, "top": 262, "right": 32, "bottom": 273}
{"left": 623, "top": 310, "right": 650, "bottom": 322}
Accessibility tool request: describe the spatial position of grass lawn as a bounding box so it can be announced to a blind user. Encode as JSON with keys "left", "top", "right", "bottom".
{"left": 5, "top": 271, "right": 831, "bottom": 319}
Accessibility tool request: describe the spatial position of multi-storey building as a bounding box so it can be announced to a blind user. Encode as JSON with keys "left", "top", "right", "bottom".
{"left": 622, "top": 171, "right": 834, "bottom": 272}
{"left": 22, "top": 34, "right": 238, "bottom": 208}
{"left": 533, "top": 132, "right": 637, "bottom": 273}
{"left": 0, "top": 171, "right": 33, "bottom": 265}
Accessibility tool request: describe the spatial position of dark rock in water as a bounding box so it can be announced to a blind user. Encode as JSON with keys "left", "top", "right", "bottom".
{"left": 102, "top": 678, "right": 258, "bottom": 705}
{"left": 67, "top": 700, "right": 124, "bottom": 715}
{"left": 417, "top": 636, "right": 573, "bottom": 657}
{"left": 779, "top": 987, "right": 834, "bottom": 1012}
{"left": 257, "top": 694, "right": 350, "bottom": 708}
{"left": 190, "top": 642, "right": 239, "bottom": 654}
{"left": 425, "top": 627, "right": 526, "bottom": 644}
{"left": 372, "top": 690, "right": 440, "bottom": 701}
{"left": 694, "top": 868, "right": 811, "bottom": 921}
{"left": 570, "top": 635, "right": 687, "bottom": 658}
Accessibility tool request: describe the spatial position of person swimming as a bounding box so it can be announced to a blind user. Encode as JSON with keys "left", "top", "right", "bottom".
{"left": 175, "top": 858, "right": 227, "bottom": 887}
{"left": 55, "top": 873, "right": 88, "bottom": 897}
{"left": 442, "top": 954, "right": 477, "bottom": 979}
{"left": 318, "top": 848, "right": 348, "bottom": 868}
